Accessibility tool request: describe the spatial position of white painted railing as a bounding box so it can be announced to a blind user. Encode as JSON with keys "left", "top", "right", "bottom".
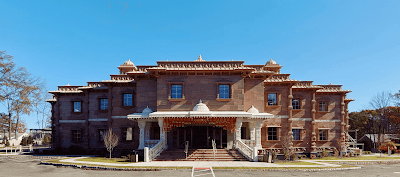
{"left": 149, "top": 139, "right": 165, "bottom": 161}
{"left": 242, "top": 140, "right": 255, "bottom": 147}
{"left": 145, "top": 140, "right": 159, "bottom": 148}
{"left": 235, "top": 140, "right": 253, "bottom": 161}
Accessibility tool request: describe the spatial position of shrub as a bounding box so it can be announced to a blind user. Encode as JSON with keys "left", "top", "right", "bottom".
{"left": 290, "top": 153, "right": 298, "bottom": 161}
{"left": 27, "top": 136, "right": 33, "bottom": 145}
{"left": 20, "top": 137, "right": 28, "bottom": 146}
{"left": 333, "top": 149, "right": 339, "bottom": 157}
{"left": 3, "top": 136, "right": 10, "bottom": 147}
{"left": 272, "top": 151, "right": 277, "bottom": 162}
{"left": 310, "top": 154, "right": 316, "bottom": 159}
{"left": 322, "top": 149, "right": 329, "bottom": 157}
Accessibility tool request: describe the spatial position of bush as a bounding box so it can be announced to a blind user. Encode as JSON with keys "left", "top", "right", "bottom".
{"left": 27, "top": 136, "right": 33, "bottom": 145}
{"left": 20, "top": 137, "right": 28, "bottom": 146}
{"left": 333, "top": 149, "right": 339, "bottom": 157}
{"left": 322, "top": 149, "right": 329, "bottom": 157}
{"left": 290, "top": 153, "right": 298, "bottom": 161}
{"left": 272, "top": 151, "right": 277, "bottom": 162}
{"left": 3, "top": 136, "right": 10, "bottom": 147}
{"left": 310, "top": 154, "right": 316, "bottom": 159}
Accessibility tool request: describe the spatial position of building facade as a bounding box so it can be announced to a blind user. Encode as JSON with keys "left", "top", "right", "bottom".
{"left": 48, "top": 55, "right": 353, "bottom": 159}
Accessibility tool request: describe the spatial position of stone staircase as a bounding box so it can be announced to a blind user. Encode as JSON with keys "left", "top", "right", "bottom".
{"left": 154, "top": 149, "right": 248, "bottom": 161}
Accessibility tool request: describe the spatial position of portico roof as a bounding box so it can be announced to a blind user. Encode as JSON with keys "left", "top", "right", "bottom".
{"left": 128, "top": 101, "right": 274, "bottom": 120}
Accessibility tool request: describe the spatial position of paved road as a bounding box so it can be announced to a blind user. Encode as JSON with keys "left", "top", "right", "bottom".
{"left": 1, "top": 156, "right": 400, "bottom": 177}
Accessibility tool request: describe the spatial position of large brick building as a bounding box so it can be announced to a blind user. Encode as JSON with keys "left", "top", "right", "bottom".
{"left": 48, "top": 55, "right": 353, "bottom": 160}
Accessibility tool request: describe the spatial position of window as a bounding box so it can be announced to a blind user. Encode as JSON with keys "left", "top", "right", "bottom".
{"left": 292, "top": 98, "right": 300, "bottom": 110}
{"left": 267, "top": 93, "right": 277, "bottom": 105}
{"left": 122, "top": 127, "right": 133, "bottom": 141}
{"left": 319, "top": 129, "right": 328, "bottom": 141}
{"left": 72, "top": 130, "right": 82, "bottom": 142}
{"left": 98, "top": 129, "right": 107, "bottom": 141}
{"left": 218, "top": 84, "right": 230, "bottom": 99}
{"left": 73, "top": 102, "right": 81, "bottom": 112}
{"left": 123, "top": 94, "right": 133, "bottom": 106}
{"left": 241, "top": 126, "right": 247, "bottom": 140}
{"left": 171, "top": 85, "right": 182, "bottom": 99}
{"left": 293, "top": 129, "right": 301, "bottom": 141}
{"left": 319, "top": 101, "right": 327, "bottom": 112}
{"left": 100, "top": 99, "right": 108, "bottom": 110}
{"left": 268, "top": 127, "right": 278, "bottom": 140}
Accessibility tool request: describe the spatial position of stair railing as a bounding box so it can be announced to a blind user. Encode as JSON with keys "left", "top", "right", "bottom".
{"left": 149, "top": 138, "right": 165, "bottom": 161}
{"left": 184, "top": 141, "right": 189, "bottom": 159}
{"left": 212, "top": 139, "right": 216, "bottom": 160}
{"left": 235, "top": 139, "right": 253, "bottom": 161}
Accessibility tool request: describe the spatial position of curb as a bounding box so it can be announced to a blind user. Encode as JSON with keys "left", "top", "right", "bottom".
{"left": 40, "top": 161, "right": 361, "bottom": 171}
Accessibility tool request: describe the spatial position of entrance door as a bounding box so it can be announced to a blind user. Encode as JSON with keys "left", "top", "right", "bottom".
{"left": 169, "top": 126, "right": 227, "bottom": 149}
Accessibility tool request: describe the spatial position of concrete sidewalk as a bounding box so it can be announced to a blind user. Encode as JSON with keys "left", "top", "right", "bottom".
{"left": 59, "top": 157, "right": 341, "bottom": 168}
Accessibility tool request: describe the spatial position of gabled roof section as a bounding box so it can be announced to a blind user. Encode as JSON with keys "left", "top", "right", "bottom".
{"left": 49, "top": 85, "right": 83, "bottom": 93}
{"left": 293, "top": 81, "right": 323, "bottom": 89}
{"left": 316, "top": 84, "right": 351, "bottom": 93}
{"left": 264, "top": 74, "right": 298, "bottom": 83}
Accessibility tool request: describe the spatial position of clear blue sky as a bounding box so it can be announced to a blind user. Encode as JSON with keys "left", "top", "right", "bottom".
{"left": 1, "top": 0, "right": 399, "bottom": 131}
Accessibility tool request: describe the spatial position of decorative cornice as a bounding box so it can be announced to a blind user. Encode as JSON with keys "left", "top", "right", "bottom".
{"left": 59, "top": 120, "right": 86, "bottom": 123}
{"left": 88, "top": 119, "right": 108, "bottom": 122}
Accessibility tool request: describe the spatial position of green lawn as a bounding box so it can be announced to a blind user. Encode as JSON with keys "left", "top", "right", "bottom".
{"left": 76, "top": 157, "right": 132, "bottom": 164}
{"left": 303, "top": 156, "right": 400, "bottom": 160}
{"left": 275, "top": 161, "right": 320, "bottom": 165}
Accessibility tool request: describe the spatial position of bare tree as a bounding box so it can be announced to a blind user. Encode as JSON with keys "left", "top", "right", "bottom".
{"left": 394, "top": 90, "right": 400, "bottom": 107}
{"left": 0, "top": 51, "right": 41, "bottom": 138}
{"left": 282, "top": 133, "right": 294, "bottom": 160}
{"left": 369, "top": 91, "right": 395, "bottom": 147}
{"left": 103, "top": 128, "right": 119, "bottom": 159}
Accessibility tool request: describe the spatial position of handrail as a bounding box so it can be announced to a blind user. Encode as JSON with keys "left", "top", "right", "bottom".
{"left": 145, "top": 140, "right": 159, "bottom": 148}
{"left": 242, "top": 140, "right": 255, "bottom": 147}
{"left": 184, "top": 141, "right": 189, "bottom": 159}
{"left": 212, "top": 139, "right": 216, "bottom": 160}
{"left": 235, "top": 139, "right": 253, "bottom": 161}
{"left": 149, "top": 138, "right": 165, "bottom": 161}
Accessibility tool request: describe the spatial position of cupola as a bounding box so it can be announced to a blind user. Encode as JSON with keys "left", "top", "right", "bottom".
{"left": 192, "top": 100, "right": 210, "bottom": 112}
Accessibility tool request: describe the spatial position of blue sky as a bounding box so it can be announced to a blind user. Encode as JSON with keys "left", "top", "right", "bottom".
{"left": 1, "top": 0, "right": 399, "bottom": 130}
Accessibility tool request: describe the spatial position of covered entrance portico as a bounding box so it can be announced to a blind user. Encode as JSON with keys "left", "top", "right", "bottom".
{"left": 128, "top": 100, "right": 273, "bottom": 161}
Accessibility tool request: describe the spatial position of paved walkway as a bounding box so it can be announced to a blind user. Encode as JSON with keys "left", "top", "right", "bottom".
{"left": 59, "top": 157, "right": 341, "bottom": 168}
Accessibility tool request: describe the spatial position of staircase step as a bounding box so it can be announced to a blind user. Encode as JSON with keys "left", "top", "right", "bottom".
{"left": 154, "top": 149, "right": 249, "bottom": 161}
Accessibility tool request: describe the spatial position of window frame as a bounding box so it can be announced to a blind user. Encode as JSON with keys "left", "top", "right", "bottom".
{"left": 292, "top": 128, "right": 302, "bottom": 141}
{"left": 98, "top": 129, "right": 107, "bottom": 142}
{"left": 318, "top": 129, "right": 328, "bottom": 141}
{"left": 168, "top": 82, "right": 185, "bottom": 101}
{"left": 318, "top": 101, "right": 328, "bottom": 112}
{"left": 292, "top": 98, "right": 301, "bottom": 110}
{"left": 123, "top": 93, "right": 133, "bottom": 107}
{"left": 216, "top": 82, "right": 233, "bottom": 101}
{"left": 72, "top": 130, "right": 82, "bottom": 143}
{"left": 121, "top": 127, "right": 133, "bottom": 141}
{"left": 266, "top": 93, "right": 279, "bottom": 106}
{"left": 267, "top": 127, "right": 278, "bottom": 141}
{"left": 72, "top": 101, "right": 82, "bottom": 113}
{"left": 99, "top": 98, "right": 108, "bottom": 111}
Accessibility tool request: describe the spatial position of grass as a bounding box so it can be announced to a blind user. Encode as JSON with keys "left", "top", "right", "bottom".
{"left": 76, "top": 157, "right": 132, "bottom": 164}
{"left": 43, "top": 159, "right": 191, "bottom": 169}
{"left": 275, "top": 161, "right": 319, "bottom": 165}
{"left": 303, "top": 156, "right": 400, "bottom": 160}
{"left": 42, "top": 158, "right": 359, "bottom": 171}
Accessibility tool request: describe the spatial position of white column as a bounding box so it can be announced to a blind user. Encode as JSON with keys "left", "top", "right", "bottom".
{"left": 138, "top": 120, "right": 146, "bottom": 149}
{"left": 253, "top": 146, "right": 259, "bottom": 162}
{"left": 158, "top": 118, "right": 167, "bottom": 149}
{"left": 255, "top": 120, "right": 263, "bottom": 149}
{"left": 235, "top": 118, "right": 243, "bottom": 145}
{"left": 250, "top": 121, "right": 256, "bottom": 147}
{"left": 144, "top": 147, "right": 149, "bottom": 162}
